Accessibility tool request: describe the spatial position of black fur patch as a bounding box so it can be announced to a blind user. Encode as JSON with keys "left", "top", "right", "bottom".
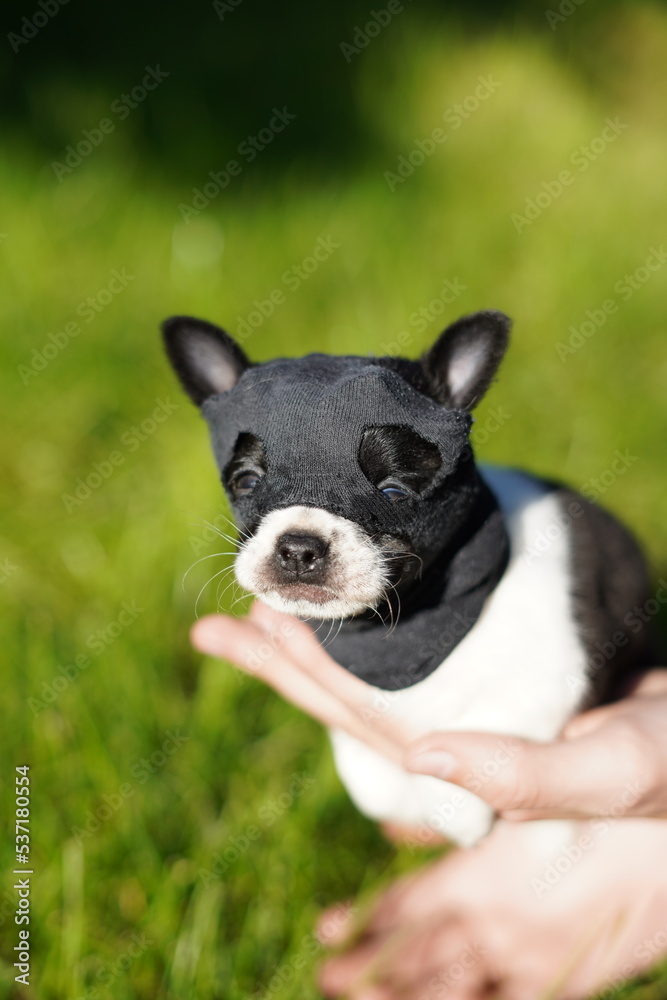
{"left": 555, "top": 487, "right": 661, "bottom": 705}
{"left": 358, "top": 425, "right": 442, "bottom": 494}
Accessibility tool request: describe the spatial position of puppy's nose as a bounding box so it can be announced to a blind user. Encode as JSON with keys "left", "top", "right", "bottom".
{"left": 275, "top": 533, "right": 329, "bottom": 581}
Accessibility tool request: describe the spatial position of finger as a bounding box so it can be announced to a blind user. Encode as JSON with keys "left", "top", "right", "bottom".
{"left": 191, "top": 615, "right": 404, "bottom": 763}
{"left": 249, "top": 602, "right": 413, "bottom": 749}
{"left": 349, "top": 989, "right": 393, "bottom": 1000}
{"left": 316, "top": 886, "right": 401, "bottom": 953}
{"left": 248, "top": 602, "right": 384, "bottom": 708}
{"left": 319, "top": 938, "right": 389, "bottom": 998}
{"left": 316, "top": 901, "right": 359, "bottom": 947}
{"left": 561, "top": 702, "right": 626, "bottom": 740}
{"left": 379, "top": 821, "right": 448, "bottom": 846}
{"left": 561, "top": 670, "right": 667, "bottom": 743}
{"left": 501, "top": 807, "right": 589, "bottom": 822}
{"left": 627, "top": 668, "right": 667, "bottom": 696}
{"left": 345, "top": 864, "right": 461, "bottom": 939}
{"left": 402, "top": 728, "right": 643, "bottom": 817}
{"left": 368, "top": 916, "right": 476, "bottom": 992}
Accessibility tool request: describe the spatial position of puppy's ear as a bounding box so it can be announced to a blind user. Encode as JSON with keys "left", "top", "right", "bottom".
{"left": 161, "top": 315, "right": 250, "bottom": 406}
{"left": 421, "top": 310, "right": 511, "bottom": 410}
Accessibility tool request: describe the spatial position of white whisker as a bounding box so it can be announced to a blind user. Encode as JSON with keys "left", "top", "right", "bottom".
{"left": 182, "top": 550, "right": 238, "bottom": 589}
{"left": 194, "top": 565, "right": 236, "bottom": 618}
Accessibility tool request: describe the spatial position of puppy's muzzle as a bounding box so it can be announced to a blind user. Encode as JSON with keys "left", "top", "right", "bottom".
{"left": 274, "top": 532, "right": 329, "bottom": 583}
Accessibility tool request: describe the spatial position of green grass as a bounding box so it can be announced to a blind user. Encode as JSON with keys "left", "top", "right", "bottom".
{"left": 2, "top": 8, "right": 667, "bottom": 998}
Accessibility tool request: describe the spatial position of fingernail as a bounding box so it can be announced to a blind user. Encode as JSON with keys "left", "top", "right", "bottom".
{"left": 404, "top": 749, "right": 456, "bottom": 779}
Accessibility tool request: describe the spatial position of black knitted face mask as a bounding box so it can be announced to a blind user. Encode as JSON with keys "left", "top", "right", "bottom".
{"left": 208, "top": 358, "right": 472, "bottom": 550}
{"left": 163, "top": 310, "right": 512, "bottom": 689}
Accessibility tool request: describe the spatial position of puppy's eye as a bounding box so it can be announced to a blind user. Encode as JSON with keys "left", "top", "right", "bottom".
{"left": 233, "top": 471, "right": 261, "bottom": 495}
{"left": 381, "top": 484, "right": 410, "bottom": 502}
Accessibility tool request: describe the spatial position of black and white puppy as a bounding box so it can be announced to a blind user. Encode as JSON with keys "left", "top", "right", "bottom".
{"left": 163, "top": 310, "right": 655, "bottom": 845}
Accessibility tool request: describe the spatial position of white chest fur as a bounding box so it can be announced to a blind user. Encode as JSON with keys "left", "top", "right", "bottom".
{"left": 329, "top": 466, "right": 588, "bottom": 846}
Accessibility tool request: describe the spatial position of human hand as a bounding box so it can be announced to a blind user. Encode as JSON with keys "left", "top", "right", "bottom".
{"left": 403, "top": 669, "right": 667, "bottom": 821}
{"left": 191, "top": 602, "right": 413, "bottom": 766}
{"left": 192, "top": 606, "right": 667, "bottom": 823}
{"left": 316, "top": 813, "right": 667, "bottom": 999}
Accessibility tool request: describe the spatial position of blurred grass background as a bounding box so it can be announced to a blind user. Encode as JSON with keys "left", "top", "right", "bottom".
{"left": 1, "top": 1, "right": 667, "bottom": 997}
